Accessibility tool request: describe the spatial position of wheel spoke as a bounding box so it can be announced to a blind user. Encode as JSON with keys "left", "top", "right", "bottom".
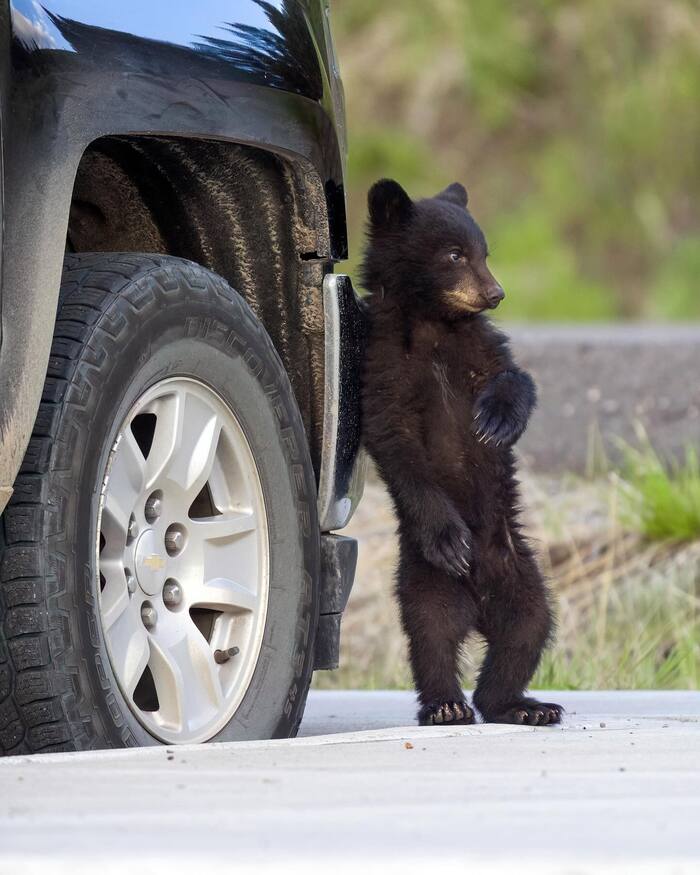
{"left": 149, "top": 624, "right": 224, "bottom": 732}
{"left": 99, "top": 555, "right": 125, "bottom": 589}
{"left": 190, "top": 576, "right": 258, "bottom": 613}
{"left": 101, "top": 429, "right": 146, "bottom": 544}
{"left": 100, "top": 563, "right": 130, "bottom": 631}
{"left": 107, "top": 609, "right": 150, "bottom": 697}
{"left": 144, "top": 390, "right": 182, "bottom": 490}
{"left": 191, "top": 510, "right": 257, "bottom": 543}
{"left": 146, "top": 388, "right": 222, "bottom": 499}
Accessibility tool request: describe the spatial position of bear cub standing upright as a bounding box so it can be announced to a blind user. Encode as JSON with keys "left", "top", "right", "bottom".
{"left": 361, "top": 179, "right": 562, "bottom": 726}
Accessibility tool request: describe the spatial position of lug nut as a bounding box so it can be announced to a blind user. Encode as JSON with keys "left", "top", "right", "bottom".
{"left": 127, "top": 515, "right": 138, "bottom": 542}
{"left": 141, "top": 604, "right": 157, "bottom": 629}
{"left": 162, "top": 580, "right": 182, "bottom": 608}
{"left": 145, "top": 494, "right": 162, "bottom": 524}
{"left": 165, "top": 528, "right": 185, "bottom": 556}
{"left": 126, "top": 572, "right": 136, "bottom": 595}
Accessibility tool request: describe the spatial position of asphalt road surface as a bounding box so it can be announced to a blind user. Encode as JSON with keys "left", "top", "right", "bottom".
{"left": 510, "top": 325, "right": 700, "bottom": 471}
{"left": 1, "top": 690, "right": 698, "bottom": 874}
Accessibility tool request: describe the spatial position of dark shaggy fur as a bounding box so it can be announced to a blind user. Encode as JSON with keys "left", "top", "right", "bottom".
{"left": 360, "top": 179, "right": 562, "bottom": 727}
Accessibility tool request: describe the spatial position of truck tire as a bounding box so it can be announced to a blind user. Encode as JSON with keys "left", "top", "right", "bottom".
{"left": 0, "top": 253, "right": 320, "bottom": 755}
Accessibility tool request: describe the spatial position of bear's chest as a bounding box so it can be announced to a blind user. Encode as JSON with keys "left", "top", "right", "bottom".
{"left": 410, "top": 340, "right": 477, "bottom": 447}
{"left": 418, "top": 333, "right": 485, "bottom": 406}
{"left": 406, "top": 323, "right": 490, "bottom": 444}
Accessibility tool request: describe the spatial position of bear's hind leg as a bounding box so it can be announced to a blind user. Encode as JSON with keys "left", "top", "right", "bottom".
{"left": 397, "top": 552, "right": 476, "bottom": 726}
{"left": 473, "top": 555, "right": 563, "bottom": 726}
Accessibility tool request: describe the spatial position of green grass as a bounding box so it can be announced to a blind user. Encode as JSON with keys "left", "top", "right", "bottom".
{"left": 533, "top": 566, "right": 700, "bottom": 690}
{"left": 317, "top": 562, "right": 700, "bottom": 692}
{"left": 617, "top": 440, "right": 700, "bottom": 541}
{"left": 314, "top": 664, "right": 413, "bottom": 692}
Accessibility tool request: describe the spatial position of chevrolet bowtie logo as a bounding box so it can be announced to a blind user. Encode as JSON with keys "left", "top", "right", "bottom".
{"left": 143, "top": 554, "right": 166, "bottom": 571}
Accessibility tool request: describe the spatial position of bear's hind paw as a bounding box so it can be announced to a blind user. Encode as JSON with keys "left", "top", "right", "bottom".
{"left": 480, "top": 698, "right": 563, "bottom": 726}
{"left": 418, "top": 700, "right": 475, "bottom": 726}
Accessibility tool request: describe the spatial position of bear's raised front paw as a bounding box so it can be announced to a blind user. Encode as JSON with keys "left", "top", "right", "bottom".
{"left": 480, "top": 698, "right": 563, "bottom": 726}
{"left": 418, "top": 700, "right": 475, "bottom": 726}
{"left": 472, "top": 394, "right": 525, "bottom": 447}
{"left": 422, "top": 520, "right": 473, "bottom": 578}
{"left": 472, "top": 370, "right": 535, "bottom": 447}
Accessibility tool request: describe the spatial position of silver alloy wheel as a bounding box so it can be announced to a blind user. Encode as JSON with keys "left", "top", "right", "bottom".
{"left": 96, "top": 377, "right": 269, "bottom": 744}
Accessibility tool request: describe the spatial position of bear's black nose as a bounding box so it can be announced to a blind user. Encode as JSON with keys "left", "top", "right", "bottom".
{"left": 486, "top": 285, "right": 505, "bottom": 308}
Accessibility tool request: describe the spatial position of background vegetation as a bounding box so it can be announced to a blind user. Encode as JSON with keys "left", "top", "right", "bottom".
{"left": 332, "top": 0, "right": 700, "bottom": 321}
{"left": 316, "top": 450, "right": 700, "bottom": 693}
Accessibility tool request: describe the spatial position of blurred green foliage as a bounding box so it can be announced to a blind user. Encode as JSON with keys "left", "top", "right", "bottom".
{"left": 618, "top": 440, "right": 700, "bottom": 541}
{"left": 331, "top": 0, "right": 700, "bottom": 321}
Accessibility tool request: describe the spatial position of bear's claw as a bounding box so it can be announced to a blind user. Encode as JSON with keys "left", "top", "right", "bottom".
{"left": 471, "top": 370, "right": 535, "bottom": 448}
{"left": 422, "top": 520, "right": 473, "bottom": 578}
{"left": 419, "top": 700, "right": 476, "bottom": 726}
{"left": 472, "top": 398, "right": 524, "bottom": 447}
{"left": 480, "top": 698, "right": 563, "bottom": 726}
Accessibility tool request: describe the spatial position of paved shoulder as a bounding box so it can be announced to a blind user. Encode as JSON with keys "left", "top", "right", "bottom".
{"left": 0, "top": 691, "right": 698, "bottom": 874}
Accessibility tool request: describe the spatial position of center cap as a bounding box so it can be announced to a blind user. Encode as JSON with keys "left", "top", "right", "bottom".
{"left": 134, "top": 529, "right": 167, "bottom": 596}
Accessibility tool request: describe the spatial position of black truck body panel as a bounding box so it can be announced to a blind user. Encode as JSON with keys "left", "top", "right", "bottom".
{"left": 0, "top": 0, "right": 349, "bottom": 507}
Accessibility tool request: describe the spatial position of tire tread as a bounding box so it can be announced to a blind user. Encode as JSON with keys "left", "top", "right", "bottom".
{"left": 1, "top": 252, "right": 318, "bottom": 756}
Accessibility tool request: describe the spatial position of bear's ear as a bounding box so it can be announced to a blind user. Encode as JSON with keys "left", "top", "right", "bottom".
{"left": 367, "top": 179, "right": 413, "bottom": 229}
{"left": 436, "top": 182, "right": 468, "bottom": 208}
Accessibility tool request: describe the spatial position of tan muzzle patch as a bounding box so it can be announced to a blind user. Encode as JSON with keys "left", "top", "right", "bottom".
{"left": 444, "top": 282, "right": 485, "bottom": 313}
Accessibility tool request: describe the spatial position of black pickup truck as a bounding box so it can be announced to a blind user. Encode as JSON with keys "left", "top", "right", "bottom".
{"left": 0, "top": 0, "right": 365, "bottom": 754}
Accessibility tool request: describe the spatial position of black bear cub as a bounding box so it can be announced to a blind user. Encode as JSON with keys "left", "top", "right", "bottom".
{"left": 361, "top": 179, "right": 562, "bottom": 727}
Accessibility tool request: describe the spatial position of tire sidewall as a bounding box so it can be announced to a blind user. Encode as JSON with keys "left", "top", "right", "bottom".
{"left": 51, "top": 264, "right": 318, "bottom": 747}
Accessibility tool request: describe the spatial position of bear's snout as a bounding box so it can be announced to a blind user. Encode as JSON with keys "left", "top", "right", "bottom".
{"left": 485, "top": 284, "right": 505, "bottom": 308}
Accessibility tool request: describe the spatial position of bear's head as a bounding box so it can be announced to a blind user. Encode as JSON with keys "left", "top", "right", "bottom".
{"left": 362, "top": 179, "right": 504, "bottom": 319}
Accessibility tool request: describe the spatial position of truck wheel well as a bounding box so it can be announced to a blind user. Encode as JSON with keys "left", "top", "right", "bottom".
{"left": 67, "top": 135, "right": 329, "bottom": 473}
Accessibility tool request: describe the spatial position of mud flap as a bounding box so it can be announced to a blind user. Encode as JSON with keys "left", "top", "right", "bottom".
{"left": 314, "top": 533, "right": 358, "bottom": 670}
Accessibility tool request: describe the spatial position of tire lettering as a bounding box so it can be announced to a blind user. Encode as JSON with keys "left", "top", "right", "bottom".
{"left": 280, "top": 427, "right": 299, "bottom": 461}
{"left": 291, "top": 464, "right": 306, "bottom": 499}
{"left": 297, "top": 504, "right": 311, "bottom": 538}
{"left": 243, "top": 350, "right": 263, "bottom": 377}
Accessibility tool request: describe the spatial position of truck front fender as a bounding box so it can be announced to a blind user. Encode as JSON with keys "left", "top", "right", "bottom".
{"left": 0, "top": 0, "right": 347, "bottom": 509}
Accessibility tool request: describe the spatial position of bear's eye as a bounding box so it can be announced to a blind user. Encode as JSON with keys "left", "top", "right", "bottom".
{"left": 449, "top": 249, "right": 462, "bottom": 262}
